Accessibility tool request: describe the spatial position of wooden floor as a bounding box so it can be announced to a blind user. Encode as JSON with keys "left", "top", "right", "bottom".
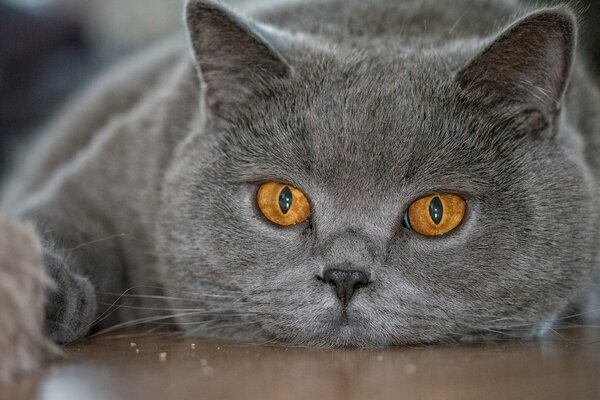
{"left": 3, "top": 327, "right": 600, "bottom": 400}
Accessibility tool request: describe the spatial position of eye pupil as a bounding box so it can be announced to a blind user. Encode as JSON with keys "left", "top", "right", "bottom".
{"left": 403, "top": 210, "right": 413, "bottom": 230}
{"left": 429, "top": 196, "right": 443, "bottom": 225}
{"left": 279, "top": 186, "right": 293, "bottom": 214}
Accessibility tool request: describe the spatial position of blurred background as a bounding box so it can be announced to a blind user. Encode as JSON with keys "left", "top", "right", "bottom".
{"left": 1, "top": 0, "right": 599, "bottom": 182}
{"left": 0, "top": 0, "right": 249, "bottom": 181}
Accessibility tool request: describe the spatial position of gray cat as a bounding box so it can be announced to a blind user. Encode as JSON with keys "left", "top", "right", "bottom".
{"left": 1, "top": 0, "right": 599, "bottom": 380}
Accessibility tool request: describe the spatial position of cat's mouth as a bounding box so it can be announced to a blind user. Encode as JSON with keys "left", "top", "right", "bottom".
{"left": 329, "top": 307, "right": 370, "bottom": 343}
{"left": 340, "top": 309, "right": 351, "bottom": 326}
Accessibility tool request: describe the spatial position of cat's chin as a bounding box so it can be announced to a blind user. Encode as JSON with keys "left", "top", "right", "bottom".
{"left": 282, "top": 326, "right": 539, "bottom": 348}
{"left": 328, "top": 325, "right": 367, "bottom": 347}
{"left": 292, "top": 324, "right": 376, "bottom": 348}
{"left": 263, "top": 311, "right": 553, "bottom": 347}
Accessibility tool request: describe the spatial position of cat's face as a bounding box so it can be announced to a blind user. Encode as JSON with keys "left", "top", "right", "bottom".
{"left": 157, "top": 1, "right": 596, "bottom": 345}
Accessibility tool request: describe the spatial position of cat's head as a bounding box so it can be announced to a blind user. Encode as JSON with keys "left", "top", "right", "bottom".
{"left": 158, "top": 0, "right": 596, "bottom": 345}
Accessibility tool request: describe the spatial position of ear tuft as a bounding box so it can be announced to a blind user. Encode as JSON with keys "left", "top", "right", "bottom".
{"left": 185, "top": 0, "right": 290, "bottom": 115}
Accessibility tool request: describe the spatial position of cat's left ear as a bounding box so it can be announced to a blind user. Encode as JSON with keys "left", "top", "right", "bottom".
{"left": 185, "top": 0, "right": 291, "bottom": 117}
{"left": 456, "top": 8, "right": 576, "bottom": 137}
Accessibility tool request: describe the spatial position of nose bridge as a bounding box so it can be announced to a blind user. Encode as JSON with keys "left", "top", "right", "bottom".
{"left": 320, "top": 230, "right": 380, "bottom": 271}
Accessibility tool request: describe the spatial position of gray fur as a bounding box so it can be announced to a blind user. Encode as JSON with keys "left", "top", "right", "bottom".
{"left": 1, "top": 0, "right": 600, "bottom": 377}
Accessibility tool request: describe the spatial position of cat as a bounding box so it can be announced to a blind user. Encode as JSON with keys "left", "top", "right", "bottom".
{"left": 1, "top": 0, "right": 600, "bottom": 381}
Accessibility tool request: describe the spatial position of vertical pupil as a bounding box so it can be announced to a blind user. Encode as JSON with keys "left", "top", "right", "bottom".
{"left": 429, "top": 197, "right": 443, "bottom": 225}
{"left": 279, "top": 186, "right": 293, "bottom": 214}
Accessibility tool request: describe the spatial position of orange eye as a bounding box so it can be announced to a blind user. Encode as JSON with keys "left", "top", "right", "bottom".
{"left": 405, "top": 194, "right": 466, "bottom": 236}
{"left": 257, "top": 182, "right": 311, "bottom": 226}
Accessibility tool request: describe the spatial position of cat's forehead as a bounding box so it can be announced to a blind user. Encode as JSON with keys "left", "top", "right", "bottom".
{"left": 224, "top": 48, "right": 511, "bottom": 199}
{"left": 273, "top": 56, "right": 487, "bottom": 176}
{"left": 288, "top": 50, "right": 472, "bottom": 139}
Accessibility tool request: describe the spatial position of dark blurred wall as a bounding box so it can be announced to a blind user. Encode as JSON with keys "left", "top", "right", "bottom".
{"left": 580, "top": 1, "right": 600, "bottom": 77}
{"left": 0, "top": 7, "right": 82, "bottom": 128}
{"left": 0, "top": 3, "right": 101, "bottom": 181}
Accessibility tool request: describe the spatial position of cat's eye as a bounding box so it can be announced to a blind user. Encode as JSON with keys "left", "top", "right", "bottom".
{"left": 257, "top": 181, "right": 311, "bottom": 226}
{"left": 404, "top": 194, "right": 466, "bottom": 236}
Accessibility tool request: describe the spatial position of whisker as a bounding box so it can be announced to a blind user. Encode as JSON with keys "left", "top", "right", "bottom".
{"left": 95, "top": 302, "right": 246, "bottom": 313}
{"left": 185, "top": 320, "right": 263, "bottom": 337}
{"left": 86, "top": 285, "right": 163, "bottom": 330}
{"left": 546, "top": 327, "right": 573, "bottom": 342}
{"left": 100, "top": 292, "right": 239, "bottom": 301}
{"left": 87, "top": 311, "right": 215, "bottom": 338}
{"left": 62, "top": 233, "right": 126, "bottom": 252}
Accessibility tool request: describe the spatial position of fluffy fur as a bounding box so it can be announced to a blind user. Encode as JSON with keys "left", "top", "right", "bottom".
{"left": 1, "top": 0, "right": 600, "bottom": 379}
{"left": 0, "top": 217, "right": 55, "bottom": 381}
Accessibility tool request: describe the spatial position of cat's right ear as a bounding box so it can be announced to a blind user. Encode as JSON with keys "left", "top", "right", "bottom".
{"left": 185, "top": 0, "right": 291, "bottom": 117}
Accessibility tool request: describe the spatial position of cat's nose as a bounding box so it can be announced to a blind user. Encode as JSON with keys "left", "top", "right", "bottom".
{"left": 321, "top": 269, "right": 370, "bottom": 306}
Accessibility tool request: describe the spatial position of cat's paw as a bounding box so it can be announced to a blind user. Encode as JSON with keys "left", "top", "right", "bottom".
{"left": 0, "top": 216, "right": 57, "bottom": 382}
{"left": 44, "top": 249, "right": 97, "bottom": 343}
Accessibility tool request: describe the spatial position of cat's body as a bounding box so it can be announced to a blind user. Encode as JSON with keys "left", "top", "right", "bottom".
{"left": 1, "top": 0, "right": 600, "bottom": 380}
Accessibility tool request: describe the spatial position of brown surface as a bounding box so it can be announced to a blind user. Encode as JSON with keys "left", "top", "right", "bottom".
{"left": 2, "top": 327, "right": 600, "bottom": 400}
